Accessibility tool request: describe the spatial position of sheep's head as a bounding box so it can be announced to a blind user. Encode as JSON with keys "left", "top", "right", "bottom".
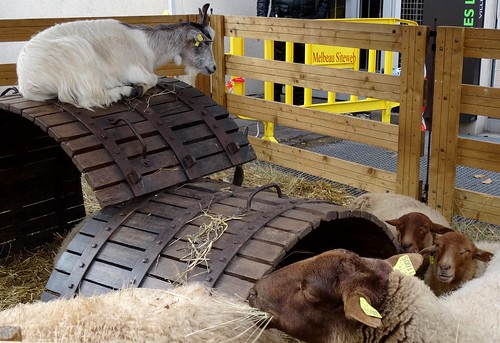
{"left": 248, "top": 249, "right": 423, "bottom": 343}
{"left": 420, "top": 232, "right": 493, "bottom": 285}
{"left": 386, "top": 212, "right": 453, "bottom": 253}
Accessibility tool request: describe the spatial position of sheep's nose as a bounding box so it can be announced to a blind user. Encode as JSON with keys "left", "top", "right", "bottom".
{"left": 440, "top": 264, "right": 451, "bottom": 271}
{"left": 401, "top": 244, "right": 413, "bottom": 252}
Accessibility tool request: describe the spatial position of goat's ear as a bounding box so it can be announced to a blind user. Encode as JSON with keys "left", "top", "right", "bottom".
{"left": 419, "top": 245, "right": 436, "bottom": 255}
{"left": 430, "top": 223, "right": 454, "bottom": 234}
{"left": 192, "top": 31, "right": 211, "bottom": 46}
{"left": 198, "top": 3, "right": 210, "bottom": 26}
{"left": 385, "top": 253, "right": 423, "bottom": 273}
{"left": 473, "top": 248, "right": 494, "bottom": 262}
{"left": 344, "top": 292, "right": 382, "bottom": 328}
{"left": 385, "top": 218, "right": 400, "bottom": 227}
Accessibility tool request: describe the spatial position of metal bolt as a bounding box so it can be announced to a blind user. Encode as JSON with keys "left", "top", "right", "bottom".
{"left": 142, "top": 258, "right": 149, "bottom": 263}
{"left": 79, "top": 262, "right": 85, "bottom": 268}
{"left": 68, "top": 283, "right": 74, "bottom": 289}
{"left": 219, "top": 257, "right": 227, "bottom": 262}
{"left": 156, "top": 240, "right": 163, "bottom": 245}
{"left": 91, "top": 243, "right": 98, "bottom": 248}
{"left": 206, "top": 276, "right": 213, "bottom": 282}
{"left": 105, "top": 227, "right": 111, "bottom": 231}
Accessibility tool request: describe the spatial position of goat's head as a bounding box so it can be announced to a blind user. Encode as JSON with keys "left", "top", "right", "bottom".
{"left": 178, "top": 3, "right": 216, "bottom": 78}
{"left": 248, "top": 249, "right": 422, "bottom": 343}
{"left": 386, "top": 212, "right": 453, "bottom": 253}
{"left": 420, "top": 231, "right": 493, "bottom": 285}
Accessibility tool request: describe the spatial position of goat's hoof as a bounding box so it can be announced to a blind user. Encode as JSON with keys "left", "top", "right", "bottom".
{"left": 129, "top": 87, "right": 139, "bottom": 98}
{"left": 132, "top": 84, "right": 149, "bottom": 98}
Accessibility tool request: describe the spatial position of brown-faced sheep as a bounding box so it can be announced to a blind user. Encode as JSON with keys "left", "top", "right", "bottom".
{"left": 385, "top": 212, "right": 453, "bottom": 253}
{"left": 249, "top": 249, "right": 497, "bottom": 343}
{"left": 0, "top": 282, "right": 283, "bottom": 343}
{"left": 420, "top": 231, "right": 494, "bottom": 296}
{"left": 349, "top": 193, "right": 452, "bottom": 252}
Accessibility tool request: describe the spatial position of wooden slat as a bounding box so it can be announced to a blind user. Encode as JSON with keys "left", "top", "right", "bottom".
{"left": 227, "top": 94, "right": 399, "bottom": 151}
{"left": 396, "top": 25, "right": 427, "bottom": 198}
{"left": 0, "top": 15, "right": 190, "bottom": 42}
{"left": 225, "top": 55, "right": 400, "bottom": 101}
{"left": 463, "top": 27, "right": 500, "bottom": 59}
{"left": 460, "top": 84, "right": 500, "bottom": 119}
{"left": 454, "top": 189, "right": 500, "bottom": 226}
{"left": 249, "top": 136, "right": 397, "bottom": 193}
{"left": 224, "top": 16, "right": 405, "bottom": 51}
{"left": 210, "top": 14, "right": 227, "bottom": 107}
{"left": 428, "top": 27, "right": 465, "bottom": 221}
{"left": 457, "top": 138, "right": 500, "bottom": 173}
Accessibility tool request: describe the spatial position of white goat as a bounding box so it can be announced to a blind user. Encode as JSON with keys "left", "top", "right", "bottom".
{"left": 17, "top": 3, "right": 216, "bottom": 110}
{"left": 0, "top": 282, "right": 284, "bottom": 343}
{"left": 249, "top": 249, "right": 500, "bottom": 343}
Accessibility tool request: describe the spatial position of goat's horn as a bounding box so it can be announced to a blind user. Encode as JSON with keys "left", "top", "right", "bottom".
{"left": 199, "top": 3, "right": 210, "bottom": 26}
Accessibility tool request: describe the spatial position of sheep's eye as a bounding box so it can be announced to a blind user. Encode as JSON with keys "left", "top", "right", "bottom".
{"left": 460, "top": 249, "right": 471, "bottom": 255}
{"left": 299, "top": 280, "right": 305, "bottom": 291}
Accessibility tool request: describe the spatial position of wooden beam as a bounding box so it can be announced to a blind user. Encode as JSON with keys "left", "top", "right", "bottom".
{"left": 224, "top": 16, "right": 405, "bottom": 51}
{"left": 249, "top": 136, "right": 397, "bottom": 193}
{"left": 227, "top": 94, "right": 399, "bottom": 151}
{"left": 428, "top": 27, "right": 465, "bottom": 221}
{"left": 396, "top": 25, "right": 428, "bottom": 198}
{"left": 225, "top": 55, "right": 400, "bottom": 101}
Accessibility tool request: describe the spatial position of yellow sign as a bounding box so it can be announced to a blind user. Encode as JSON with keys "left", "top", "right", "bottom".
{"left": 309, "top": 45, "right": 358, "bottom": 68}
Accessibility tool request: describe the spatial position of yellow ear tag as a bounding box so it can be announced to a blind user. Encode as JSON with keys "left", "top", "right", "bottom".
{"left": 393, "top": 254, "right": 416, "bottom": 276}
{"left": 359, "top": 297, "right": 382, "bottom": 319}
{"left": 429, "top": 255, "right": 435, "bottom": 265}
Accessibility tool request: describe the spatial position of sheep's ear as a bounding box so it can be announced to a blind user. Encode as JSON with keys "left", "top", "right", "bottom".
{"left": 385, "top": 253, "right": 423, "bottom": 274}
{"left": 473, "top": 248, "right": 494, "bottom": 262}
{"left": 430, "top": 223, "right": 454, "bottom": 234}
{"left": 344, "top": 292, "right": 382, "bottom": 328}
{"left": 198, "top": 3, "right": 210, "bottom": 26}
{"left": 385, "top": 218, "right": 400, "bottom": 227}
{"left": 419, "top": 245, "right": 436, "bottom": 256}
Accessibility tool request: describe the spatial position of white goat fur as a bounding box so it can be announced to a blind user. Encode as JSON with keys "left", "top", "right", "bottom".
{"left": 0, "top": 282, "right": 283, "bottom": 343}
{"left": 348, "top": 192, "right": 450, "bottom": 236}
{"left": 17, "top": 4, "right": 216, "bottom": 110}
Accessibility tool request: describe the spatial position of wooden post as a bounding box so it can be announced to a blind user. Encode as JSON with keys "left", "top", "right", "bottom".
{"left": 210, "top": 15, "right": 227, "bottom": 107}
{"left": 428, "top": 27, "right": 465, "bottom": 221}
{"left": 397, "top": 25, "right": 429, "bottom": 199}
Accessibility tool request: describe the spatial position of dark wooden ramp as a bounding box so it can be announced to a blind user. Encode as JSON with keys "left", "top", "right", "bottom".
{"left": 45, "top": 178, "right": 399, "bottom": 301}
{"left": 0, "top": 78, "right": 255, "bottom": 255}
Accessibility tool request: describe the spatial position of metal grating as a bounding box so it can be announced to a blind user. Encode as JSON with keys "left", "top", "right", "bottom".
{"left": 401, "top": 0, "right": 424, "bottom": 25}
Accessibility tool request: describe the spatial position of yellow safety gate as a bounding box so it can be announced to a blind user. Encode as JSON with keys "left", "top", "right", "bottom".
{"left": 228, "top": 18, "right": 419, "bottom": 142}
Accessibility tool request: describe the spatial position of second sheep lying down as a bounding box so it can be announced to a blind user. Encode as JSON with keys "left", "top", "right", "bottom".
{"left": 0, "top": 282, "right": 283, "bottom": 343}
{"left": 348, "top": 192, "right": 453, "bottom": 253}
{"left": 421, "top": 231, "right": 495, "bottom": 295}
{"left": 249, "top": 249, "right": 500, "bottom": 343}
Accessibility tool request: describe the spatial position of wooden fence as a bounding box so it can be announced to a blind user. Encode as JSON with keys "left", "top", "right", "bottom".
{"left": 1, "top": 15, "right": 499, "bottom": 225}
{"left": 428, "top": 26, "right": 500, "bottom": 225}
{"left": 213, "top": 16, "right": 428, "bottom": 200}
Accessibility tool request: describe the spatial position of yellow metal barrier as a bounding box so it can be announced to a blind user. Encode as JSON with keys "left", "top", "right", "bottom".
{"left": 228, "top": 18, "right": 418, "bottom": 142}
